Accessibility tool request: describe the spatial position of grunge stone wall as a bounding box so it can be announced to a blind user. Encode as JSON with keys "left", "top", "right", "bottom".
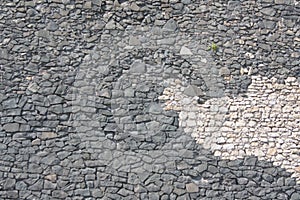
{"left": 1, "top": 0, "right": 300, "bottom": 199}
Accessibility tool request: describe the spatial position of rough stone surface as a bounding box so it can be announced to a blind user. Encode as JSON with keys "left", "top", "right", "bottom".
{"left": 1, "top": 0, "right": 300, "bottom": 199}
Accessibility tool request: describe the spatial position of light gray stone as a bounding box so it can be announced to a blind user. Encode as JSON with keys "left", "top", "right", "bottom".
{"left": 180, "top": 46, "right": 193, "bottom": 55}
{"left": 130, "top": 61, "right": 146, "bottom": 73}
{"left": 186, "top": 182, "right": 199, "bottom": 193}
{"left": 3, "top": 123, "right": 19, "bottom": 132}
{"left": 183, "top": 85, "right": 204, "bottom": 97}
{"left": 163, "top": 19, "right": 178, "bottom": 32}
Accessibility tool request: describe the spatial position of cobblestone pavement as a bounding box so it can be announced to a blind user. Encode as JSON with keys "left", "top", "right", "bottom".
{"left": 1, "top": 0, "right": 300, "bottom": 199}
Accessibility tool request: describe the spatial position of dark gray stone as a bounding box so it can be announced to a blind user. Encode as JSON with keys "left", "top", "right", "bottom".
{"left": 244, "top": 157, "right": 257, "bottom": 166}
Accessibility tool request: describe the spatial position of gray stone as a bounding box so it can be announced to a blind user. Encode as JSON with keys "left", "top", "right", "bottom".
{"left": 260, "top": 8, "right": 276, "bottom": 16}
{"left": 44, "top": 180, "right": 56, "bottom": 189}
{"left": 118, "top": 188, "right": 134, "bottom": 196}
{"left": 47, "top": 21, "right": 59, "bottom": 31}
{"left": 28, "top": 163, "right": 43, "bottom": 173}
{"left": 83, "top": 1, "right": 92, "bottom": 9}
{"left": 129, "top": 36, "right": 141, "bottom": 46}
{"left": 105, "top": 20, "right": 116, "bottom": 29}
{"left": 0, "top": 48, "right": 8, "bottom": 59}
{"left": 208, "top": 165, "right": 218, "bottom": 174}
{"left": 275, "top": 0, "right": 292, "bottom": 4}
{"left": 237, "top": 178, "right": 248, "bottom": 185}
{"left": 130, "top": 2, "right": 140, "bottom": 11}
{"left": 92, "top": 189, "right": 104, "bottom": 198}
{"left": 148, "top": 104, "right": 163, "bottom": 114}
{"left": 285, "top": 178, "right": 296, "bottom": 186}
{"left": 291, "top": 192, "right": 300, "bottom": 200}
{"left": 183, "top": 85, "right": 204, "bottom": 97}
{"left": 182, "top": 0, "right": 191, "bottom": 4}
{"left": 16, "top": 181, "right": 27, "bottom": 190}
{"left": 263, "top": 20, "right": 276, "bottom": 29}
{"left": 148, "top": 192, "right": 160, "bottom": 200}
{"left": 52, "top": 190, "right": 68, "bottom": 199}
{"left": 47, "top": 95, "right": 63, "bottom": 104}
{"left": 3, "top": 123, "right": 19, "bottom": 132}
{"left": 163, "top": 19, "right": 178, "bottom": 32}
{"left": 130, "top": 61, "right": 146, "bottom": 73}
{"left": 36, "top": 29, "right": 50, "bottom": 38}
{"left": 4, "top": 178, "right": 16, "bottom": 190}
{"left": 244, "top": 157, "right": 257, "bottom": 166}
{"left": 124, "top": 88, "right": 135, "bottom": 97}
{"left": 157, "top": 38, "right": 176, "bottom": 45}
{"left": 219, "top": 67, "right": 230, "bottom": 76}
{"left": 28, "top": 82, "right": 39, "bottom": 93}
{"left": 74, "top": 189, "right": 90, "bottom": 196}
{"left": 195, "top": 162, "right": 207, "bottom": 173}
{"left": 7, "top": 191, "right": 18, "bottom": 199}
{"left": 180, "top": 46, "right": 193, "bottom": 55}
{"left": 28, "top": 179, "right": 43, "bottom": 191}
{"left": 186, "top": 182, "right": 199, "bottom": 193}
{"left": 3, "top": 98, "right": 18, "bottom": 109}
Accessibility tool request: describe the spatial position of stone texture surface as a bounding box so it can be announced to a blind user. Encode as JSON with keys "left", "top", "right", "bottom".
{"left": 0, "top": 0, "right": 300, "bottom": 199}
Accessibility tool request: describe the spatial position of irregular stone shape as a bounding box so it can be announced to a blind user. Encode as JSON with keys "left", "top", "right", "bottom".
{"left": 105, "top": 20, "right": 116, "bottom": 29}
{"left": 186, "top": 182, "right": 199, "bottom": 193}
{"left": 4, "top": 178, "right": 16, "bottom": 190}
{"left": 196, "top": 162, "right": 208, "bottom": 173}
{"left": 47, "top": 21, "right": 59, "bottom": 31}
{"left": 45, "top": 174, "right": 57, "bottom": 182}
{"left": 163, "top": 19, "right": 178, "bottom": 32}
{"left": 52, "top": 190, "right": 68, "bottom": 199}
{"left": 219, "top": 67, "right": 230, "bottom": 76}
{"left": 2, "top": 98, "right": 18, "bottom": 109}
{"left": 129, "top": 36, "right": 141, "bottom": 46}
{"left": 28, "top": 179, "right": 43, "bottom": 191}
{"left": 98, "top": 88, "right": 112, "bottom": 98}
{"left": 157, "top": 38, "right": 176, "bottom": 45}
{"left": 182, "top": 0, "right": 191, "bottom": 4}
{"left": 28, "top": 82, "right": 39, "bottom": 93}
{"left": 3, "top": 123, "right": 19, "bottom": 132}
{"left": 148, "top": 103, "right": 163, "bottom": 114}
{"left": 275, "top": 0, "right": 292, "bottom": 4}
{"left": 39, "top": 132, "right": 58, "bottom": 140}
{"left": 130, "top": 61, "right": 146, "bottom": 73}
{"left": 130, "top": 2, "right": 140, "bottom": 11}
{"left": 35, "top": 29, "right": 50, "bottom": 38}
{"left": 260, "top": 8, "right": 276, "bottom": 16}
{"left": 183, "top": 85, "right": 204, "bottom": 97}
{"left": 291, "top": 192, "right": 300, "bottom": 200}
{"left": 180, "top": 46, "right": 193, "bottom": 55}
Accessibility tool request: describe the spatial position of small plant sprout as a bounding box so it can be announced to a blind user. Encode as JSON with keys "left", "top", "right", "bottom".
{"left": 211, "top": 42, "right": 218, "bottom": 52}
{"left": 207, "top": 42, "right": 218, "bottom": 52}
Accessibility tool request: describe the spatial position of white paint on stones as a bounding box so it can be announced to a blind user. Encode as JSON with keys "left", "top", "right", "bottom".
{"left": 159, "top": 76, "right": 300, "bottom": 182}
